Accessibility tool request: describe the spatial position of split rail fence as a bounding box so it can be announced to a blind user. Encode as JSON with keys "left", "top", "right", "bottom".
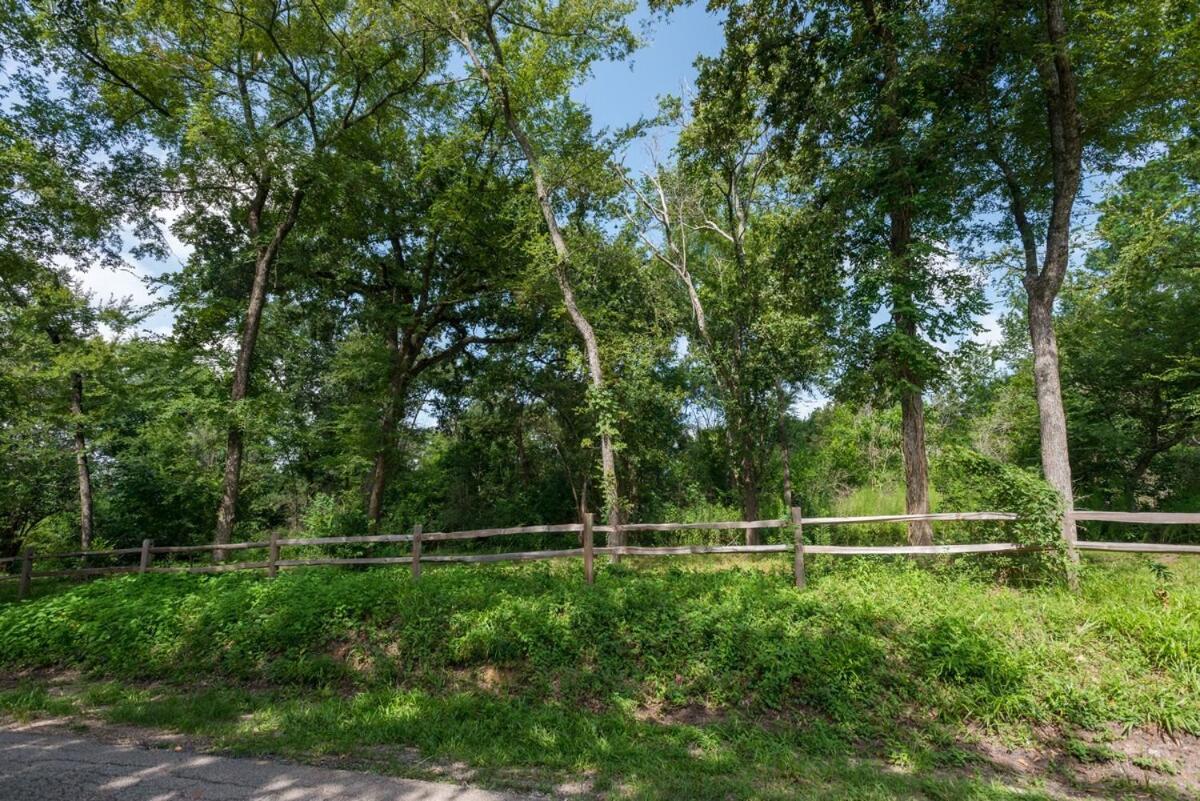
{"left": 2, "top": 509, "right": 1199, "bottom": 599}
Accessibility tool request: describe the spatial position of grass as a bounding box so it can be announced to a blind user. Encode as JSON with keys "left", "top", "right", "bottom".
{"left": 1, "top": 555, "right": 1198, "bottom": 799}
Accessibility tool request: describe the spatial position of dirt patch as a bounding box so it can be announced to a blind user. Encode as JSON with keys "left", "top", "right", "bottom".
{"left": 326, "top": 743, "right": 481, "bottom": 784}
{"left": 0, "top": 667, "right": 86, "bottom": 690}
{"left": 634, "top": 701, "right": 726, "bottom": 727}
{"left": 969, "top": 723, "right": 1058, "bottom": 777}
{"left": 554, "top": 770, "right": 596, "bottom": 797}
{"left": 447, "top": 665, "right": 523, "bottom": 696}
{"left": 1076, "top": 725, "right": 1200, "bottom": 795}
{"left": 968, "top": 723, "right": 1200, "bottom": 799}
{"left": 329, "top": 631, "right": 378, "bottom": 675}
{"left": 477, "top": 665, "right": 517, "bottom": 692}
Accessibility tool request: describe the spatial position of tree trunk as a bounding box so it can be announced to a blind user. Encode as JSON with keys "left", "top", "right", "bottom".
{"left": 639, "top": 187, "right": 753, "bottom": 538}
{"left": 777, "top": 381, "right": 794, "bottom": 513}
{"left": 982, "top": 0, "right": 1083, "bottom": 571}
{"left": 514, "top": 407, "right": 532, "bottom": 488}
{"left": 215, "top": 428, "right": 244, "bottom": 557}
{"left": 723, "top": 178, "right": 764, "bottom": 544}
{"left": 1033, "top": 0, "right": 1081, "bottom": 566}
{"left": 899, "top": 378, "right": 933, "bottom": 546}
{"left": 862, "top": 0, "right": 933, "bottom": 546}
{"left": 1027, "top": 292, "right": 1077, "bottom": 552}
{"left": 214, "top": 188, "right": 304, "bottom": 556}
{"left": 1126, "top": 457, "right": 1151, "bottom": 512}
{"left": 69, "top": 370, "right": 94, "bottom": 552}
{"left": 740, "top": 462, "right": 761, "bottom": 543}
{"left": 366, "top": 447, "right": 390, "bottom": 533}
{"left": 464, "top": 23, "right": 623, "bottom": 544}
{"left": 44, "top": 323, "right": 94, "bottom": 553}
{"left": 1126, "top": 412, "right": 1187, "bottom": 511}
{"left": 891, "top": 287, "right": 932, "bottom": 545}
{"left": 367, "top": 325, "right": 409, "bottom": 533}
{"left": 737, "top": 423, "right": 762, "bottom": 543}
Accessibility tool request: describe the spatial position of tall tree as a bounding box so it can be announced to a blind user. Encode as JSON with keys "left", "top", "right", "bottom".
{"left": 947, "top": 0, "right": 1198, "bottom": 561}
{"left": 695, "top": 0, "right": 985, "bottom": 543}
{"left": 0, "top": 271, "right": 109, "bottom": 552}
{"left": 41, "top": 0, "right": 438, "bottom": 550}
{"left": 419, "top": 0, "right": 636, "bottom": 534}
{"left": 306, "top": 120, "right": 529, "bottom": 532}
{"left": 1055, "top": 141, "right": 1200, "bottom": 510}
{"left": 626, "top": 82, "right": 832, "bottom": 534}
{"left": 626, "top": 129, "right": 775, "bottom": 525}
{"left": 0, "top": 9, "right": 152, "bottom": 550}
{"left": 973, "top": 0, "right": 1083, "bottom": 559}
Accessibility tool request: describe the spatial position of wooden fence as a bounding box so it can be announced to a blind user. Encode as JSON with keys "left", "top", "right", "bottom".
{"left": 2, "top": 509, "right": 1198, "bottom": 599}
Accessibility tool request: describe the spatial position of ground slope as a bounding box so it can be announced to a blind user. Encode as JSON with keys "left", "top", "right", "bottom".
{"left": 1, "top": 556, "right": 1197, "bottom": 799}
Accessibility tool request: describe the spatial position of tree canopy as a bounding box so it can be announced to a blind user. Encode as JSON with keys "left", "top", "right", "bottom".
{"left": 1, "top": 0, "right": 1197, "bottom": 559}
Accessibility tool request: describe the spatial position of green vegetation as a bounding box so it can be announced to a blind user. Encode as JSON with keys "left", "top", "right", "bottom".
{"left": 2, "top": 0, "right": 1198, "bottom": 561}
{"left": 1, "top": 1, "right": 1198, "bottom": 796}
{"left": 3, "top": 558, "right": 1198, "bottom": 798}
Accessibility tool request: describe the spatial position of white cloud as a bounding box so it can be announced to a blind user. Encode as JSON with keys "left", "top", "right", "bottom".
{"left": 63, "top": 206, "right": 193, "bottom": 338}
{"left": 154, "top": 205, "right": 193, "bottom": 267}
{"left": 77, "top": 261, "right": 157, "bottom": 307}
{"left": 970, "top": 312, "right": 1004, "bottom": 347}
{"left": 75, "top": 260, "right": 175, "bottom": 337}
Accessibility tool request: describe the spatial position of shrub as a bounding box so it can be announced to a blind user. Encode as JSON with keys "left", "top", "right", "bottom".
{"left": 933, "top": 446, "right": 1066, "bottom": 584}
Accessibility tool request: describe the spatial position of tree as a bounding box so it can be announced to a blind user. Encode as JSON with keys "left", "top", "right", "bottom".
{"left": 304, "top": 119, "right": 530, "bottom": 531}
{"left": 625, "top": 81, "right": 833, "bottom": 535}
{"left": 0, "top": 9, "right": 153, "bottom": 550}
{"left": 693, "top": 0, "right": 985, "bottom": 544}
{"left": 0, "top": 272, "right": 106, "bottom": 554}
{"left": 40, "top": 0, "right": 439, "bottom": 549}
{"left": 1056, "top": 141, "right": 1200, "bottom": 510}
{"left": 3, "top": 0, "right": 1196, "bottom": 569}
{"left": 945, "top": 0, "right": 1198, "bottom": 562}
{"left": 419, "top": 0, "right": 637, "bottom": 535}
{"left": 625, "top": 130, "right": 774, "bottom": 526}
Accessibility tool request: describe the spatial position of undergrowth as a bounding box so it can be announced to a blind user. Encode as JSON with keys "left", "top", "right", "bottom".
{"left": 1, "top": 556, "right": 1197, "bottom": 799}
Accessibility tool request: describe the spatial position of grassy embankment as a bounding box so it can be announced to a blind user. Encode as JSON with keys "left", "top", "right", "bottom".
{"left": 1, "top": 555, "right": 1198, "bottom": 800}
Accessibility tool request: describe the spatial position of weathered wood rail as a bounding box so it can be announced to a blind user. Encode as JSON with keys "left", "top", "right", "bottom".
{"left": 3, "top": 508, "right": 1197, "bottom": 598}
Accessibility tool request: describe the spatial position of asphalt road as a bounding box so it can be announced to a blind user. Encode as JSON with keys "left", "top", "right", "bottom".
{"left": 0, "top": 726, "right": 532, "bottom": 801}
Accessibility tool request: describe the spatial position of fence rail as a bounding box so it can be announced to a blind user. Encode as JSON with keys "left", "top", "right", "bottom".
{"left": 1068, "top": 511, "right": 1200, "bottom": 525}
{"left": 3, "top": 509, "right": 1198, "bottom": 598}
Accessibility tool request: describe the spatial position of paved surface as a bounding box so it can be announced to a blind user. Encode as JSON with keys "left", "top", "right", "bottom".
{"left": 0, "top": 726, "right": 532, "bottom": 801}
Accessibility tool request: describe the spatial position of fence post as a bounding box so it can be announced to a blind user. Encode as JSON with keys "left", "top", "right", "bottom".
{"left": 583, "top": 513, "right": 594, "bottom": 585}
{"left": 268, "top": 530, "right": 279, "bottom": 579}
{"left": 411, "top": 523, "right": 422, "bottom": 580}
{"left": 18, "top": 548, "right": 33, "bottom": 600}
{"left": 139, "top": 539, "right": 153, "bottom": 574}
{"left": 791, "top": 506, "right": 805, "bottom": 589}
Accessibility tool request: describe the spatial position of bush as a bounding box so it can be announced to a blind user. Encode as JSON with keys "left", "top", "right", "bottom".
{"left": 820, "top": 484, "right": 913, "bottom": 546}
{"left": 933, "top": 446, "right": 1066, "bottom": 584}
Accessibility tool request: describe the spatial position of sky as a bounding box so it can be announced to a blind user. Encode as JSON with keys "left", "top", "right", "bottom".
{"left": 573, "top": 2, "right": 725, "bottom": 170}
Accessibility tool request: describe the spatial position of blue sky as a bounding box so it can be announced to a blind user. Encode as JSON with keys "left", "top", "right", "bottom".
{"left": 573, "top": 2, "right": 725, "bottom": 171}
